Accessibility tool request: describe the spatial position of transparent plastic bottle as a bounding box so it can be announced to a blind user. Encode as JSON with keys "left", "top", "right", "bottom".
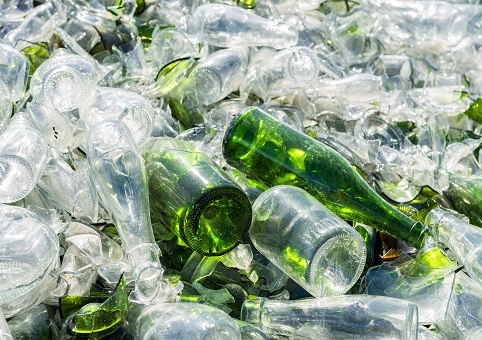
{"left": 241, "top": 295, "right": 419, "bottom": 339}
{"left": 129, "top": 302, "right": 242, "bottom": 339}
{"left": 0, "top": 112, "right": 50, "bottom": 203}
{"left": 425, "top": 208, "right": 482, "bottom": 287}
{"left": 190, "top": 4, "right": 298, "bottom": 49}
{"left": 251, "top": 185, "right": 366, "bottom": 297}
{"left": 142, "top": 137, "right": 252, "bottom": 256}
{"left": 223, "top": 107, "right": 428, "bottom": 248}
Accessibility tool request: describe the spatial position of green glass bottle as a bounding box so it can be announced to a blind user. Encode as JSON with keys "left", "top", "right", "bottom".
{"left": 143, "top": 137, "right": 252, "bottom": 256}
{"left": 222, "top": 107, "right": 428, "bottom": 248}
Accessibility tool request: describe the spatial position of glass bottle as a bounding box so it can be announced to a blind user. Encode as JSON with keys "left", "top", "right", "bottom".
{"left": 87, "top": 120, "right": 162, "bottom": 300}
{"left": 0, "top": 112, "right": 50, "bottom": 203}
{"left": 190, "top": 3, "right": 298, "bottom": 49}
{"left": 223, "top": 107, "right": 428, "bottom": 248}
{"left": 425, "top": 208, "right": 482, "bottom": 287}
{"left": 128, "top": 302, "right": 241, "bottom": 339}
{"left": 250, "top": 185, "right": 366, "bottom": 297}
{"left": 241, "top": 295, "right": 418, "bottom": 339}
{"left": 142, "top": 137, "right": 252, "bottom": 256}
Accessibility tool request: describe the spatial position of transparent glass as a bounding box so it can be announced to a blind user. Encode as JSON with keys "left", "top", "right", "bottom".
{"left": 30, "top": 50, "right": 99, "bottom": 115}
{"left": 242, "top": 46, "right": 319, "bottom": 100}
{"left": 0, "top": 205, "right": 59, "bottom": 318}
{"left": 251, "top": 185, "right": 366, "bottom": 297}
{"left": 223, "top": 107, "right": 428, "bottom": 248}
{"left": 425, "top": 208, "right": 482, "bottom": 287}
{"left": 142, "top": 137, "right": 252, "bottom": 256}
{"left": 129, "top": 302, "right": 241, "bottom": 339}
{"left": 190, "top": 48, "right": 247, "bottom": 105}
{"left": 86, "top": 120, "right": 162, "bottom": 299}
{"left": 7, "top": 304, "right": 50, "bottom": 340}
{"left": 27, "top": 101, "right": 86, "bottom": 153}
{"left": 305, "top": 74, "right": 382, "bottom": 104}
{"left": 0, "top": 79, "right": 11, "bottom": 134}
{"left": 191, "top": 4, "right": 298, "bottom": 49}
{"left": 0, "top": 43, "right": 29, "bottom": 102}
{"left": 0, "top": 308, "right": 12, "bottom": 340}
{"left": 241, "top": 295, "right": 419, "bottom": 339}
{"left": 0, "top": 112, "right": 50, "bottom": 203}
{"left": 436, "top": 272, "right": 482, "bottom": 339}
{"left": 80, "top": 86, "right": 154, "bottom": 146}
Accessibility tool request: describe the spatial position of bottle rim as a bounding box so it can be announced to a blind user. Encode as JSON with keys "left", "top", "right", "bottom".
{"left": 183, "top": 185, "right": 252, "bottom": 256}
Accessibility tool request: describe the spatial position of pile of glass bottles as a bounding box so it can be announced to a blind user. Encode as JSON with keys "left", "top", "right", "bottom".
{"left": 2, "top": 0, "right": 482, "bottom": 339}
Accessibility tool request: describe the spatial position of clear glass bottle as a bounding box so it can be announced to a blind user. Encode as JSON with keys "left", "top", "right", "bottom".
{"left": 241, "top": 295, "right": 419, "bottom": 339}
{"left": 0, "top": 112, "right": 50, "bottom": 203}
{"left": 250, "top": 185, "right": 366, "bottom": 297}
{"left": 142, "top": 137, "right": 252, "bottom": 256}
{"left": 223, "top": 107, "right": 428, "bottom": 248}
{"left": 190, "top": 3, "right": 298, "bottom": 49}
{"left": 87, "top": 120, "right": 162, "bottom": 300}
{"left": 129, "top": 302, "right": 241, "bottom": 339}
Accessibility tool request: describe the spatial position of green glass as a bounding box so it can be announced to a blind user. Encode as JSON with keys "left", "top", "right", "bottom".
{"left": 223, "top": 107, "right": 428, "bottom": 248}
{"left": 445, "top": 173, "right": 482, "bottom": 228}
{"left": 463, "top": 97, "right": 482, "bottom": 124}
{"left": 61, "top": 274, "right": 128, "bottom": 339}
{"left": 143, "top": 137, "right": 252, "bottom": 256}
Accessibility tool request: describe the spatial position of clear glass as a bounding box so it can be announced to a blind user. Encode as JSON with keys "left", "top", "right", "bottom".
{"left": 26, "top": 101, "right": 86, "bottom": 152}
{"left": 250, "top": 185, "right": 366, "bottom": 297}
{"left": 129, "top": 302, "right": 241, "bottom": 339}
{"left": 7, "top": 304, "right": 50, "bottom": 340}
{"left": 86, "top": 120, "right": 162, "bottom": 300}
{"left": 435, "top": 272, "right": 482, "bottom": 339}
{"left": 305, "top": 74, "right": 382, "bottom": 104}
{"left": 241, "top": 46, "right": 320, "bottom": 100}
{"left": 0, "top": 205, "right": 59, "bottom": 318}
{"left": 0, "top": 80, "right": 12, "bottom": 134}
{"left": 241, "top": 295, "right": 418, "bottom": 339}
{"left": 0, "top": 112, "right": 50, "bottom": 203}
{"left": 80, "top": 86, "right": 154, "bottom": 146}
{"left": 190, "top": 4, "right": 298, "bottom": 49}
{"left": 142, "top": 137, "right": 252, "bottom": 256}
{"left": 0, "top": 308, "right": 13, "bottom": 340}
{"left": 30, "top": 50, "right": 99, "bottom": 115}
{"left": 0, "top": 43, "right": 29, "bottom": 102}
{"left": 189, "top": 48, "right": 247, "bottom": 105}
{"left": 425, "top": 208, "right": 482, "bottom": 287}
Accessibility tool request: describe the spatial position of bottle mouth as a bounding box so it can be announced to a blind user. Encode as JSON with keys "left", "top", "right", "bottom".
{"left": 284, "top": 47, "right": 320, "bottom": 86}
{"left": 0, "top": 156, "right": 34, "bottom": 203}
{"left": 309, "top": 231, "right": 366, "bottom": 297}
{"left": 184, "top": 186, "right": 252, "bottom": 256}
{"left": 240, "top": 297, "right": 266, "bottom": 326}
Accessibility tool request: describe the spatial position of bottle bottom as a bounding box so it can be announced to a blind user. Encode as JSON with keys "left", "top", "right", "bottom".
{"left": 309, "top": 231, "right": 367, "bottom": 297}
{"left": 0, "top": 156, "right": 34, "bottom": 203}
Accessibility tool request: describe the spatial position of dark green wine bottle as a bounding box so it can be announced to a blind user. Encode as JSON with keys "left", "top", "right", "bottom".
{"left": 143, "top": 137, "right": 252, "bottom": 256}
{"left": 222, "top": 107, "right": 428, "bottom": 248}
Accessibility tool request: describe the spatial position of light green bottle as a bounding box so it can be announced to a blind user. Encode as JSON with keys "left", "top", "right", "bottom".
{"left": 143, "top": 137, "right": 252, "bottom": 256}
{"left": 222, "top": 107, "right": 428, "bottom": 248}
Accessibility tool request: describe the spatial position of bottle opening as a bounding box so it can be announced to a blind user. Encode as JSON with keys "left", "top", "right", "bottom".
{"left": 185, "top": 186, "right": 252, "bottom": 256}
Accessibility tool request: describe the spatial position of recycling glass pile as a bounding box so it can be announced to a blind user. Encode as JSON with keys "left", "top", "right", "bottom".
{"left": 2, "top": 0, "right": 482, "bottom": 339}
